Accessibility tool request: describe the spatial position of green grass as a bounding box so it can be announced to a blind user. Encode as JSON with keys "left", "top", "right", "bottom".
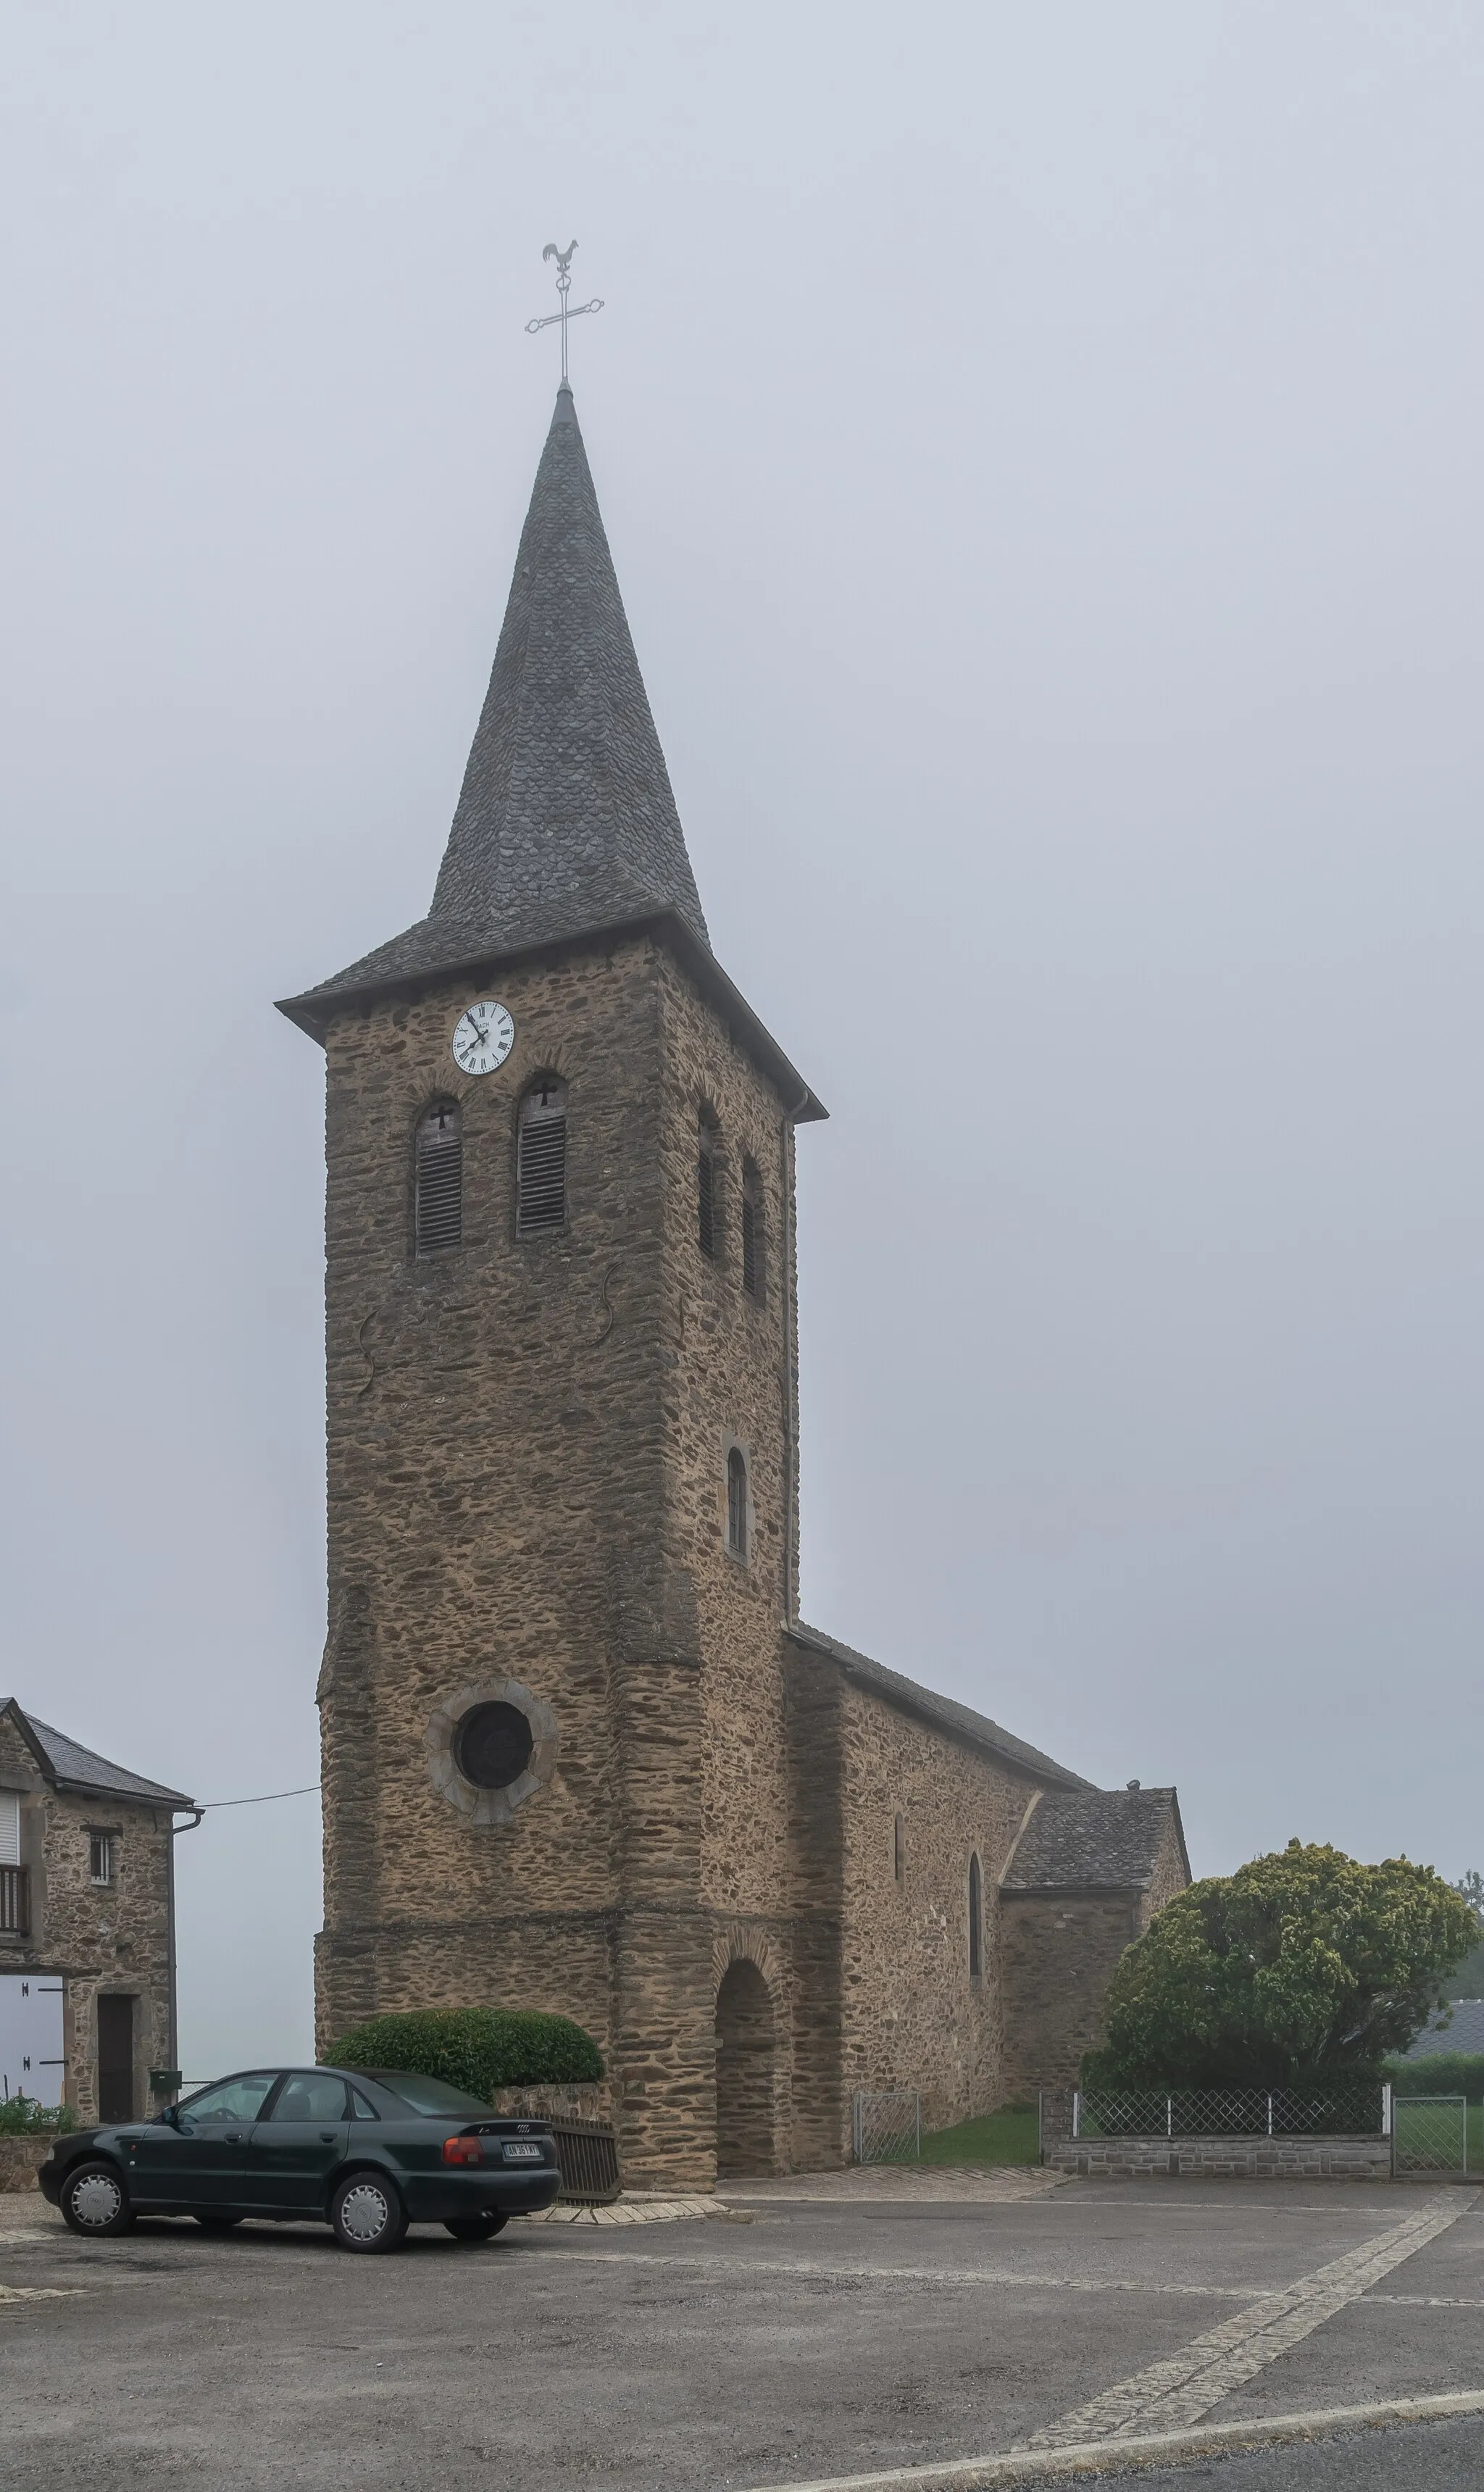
{"left": 905, "top": 2106, "right": 1041, "bottom": 2168}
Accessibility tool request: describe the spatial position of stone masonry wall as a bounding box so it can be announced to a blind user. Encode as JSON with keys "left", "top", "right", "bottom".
{"left": 835, "top": 1688, "right": 1040, "bottom": 2145}
{"left": 0, "top": 1714, "right": 173, "bottom": 2123}
{"left": 316, "top": 930, "right": 807, "bottom": 2188}
{"left": 1044, "top": 2134, "right": 1392, "bottom": 2181}
{"left": 998, "top": 1890, "right": 1143, "bottom": 2098}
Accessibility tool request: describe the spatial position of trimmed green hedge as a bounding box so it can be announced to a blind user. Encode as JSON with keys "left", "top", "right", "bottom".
{"left": 1384, "top": 2053, "right": 1484, "bottom": 2104}
{"left": 328, "top": 2008, "right": 604, "bottom": 2100}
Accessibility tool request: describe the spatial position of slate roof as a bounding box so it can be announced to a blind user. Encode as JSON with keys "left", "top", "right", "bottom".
{"left": 786, "top": 1622, "right": 1091, "bottom": 1792}
{"left": 1, "top": 1700, "right": 194, "bottom": 1809}
{"left": 1406, "top": 1999, "right": 1484, "bottom": 2057}
{"left": 1000, "top": 1785, "right": 1188, "bottom": 1894}
{"left": 282, "top": 383, "right": 712, "bottom": 1017}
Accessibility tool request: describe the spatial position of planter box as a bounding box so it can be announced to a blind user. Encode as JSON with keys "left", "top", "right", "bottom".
{"left": 1044, "top": 2131, "right": 1391, "bottom": 2180}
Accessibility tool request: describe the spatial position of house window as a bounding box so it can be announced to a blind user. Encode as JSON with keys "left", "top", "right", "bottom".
{"left": 90, "top": 1833, "right": 114, "bottom": 1886}
{"left": 0, "top": 1792, "right": 18, "bottom": 1867}
{"left": 741, "top": 1163, "right": 763, "bottom": 1301}
{"left": 698, "top": 1126, "right": 717, "bottom": 1259}
{"left": 517, "top": 1079, "right": 567, "bottom": 1234}
{"left": 726, "top": 1446, "right": 748, "bottom": 1557}
{"left": 968, "top": 1852, "right": 983, "bottom": 1979}
{"left": 414, "top": 1101, "right": 463, "bottom": 1254}
{"left": 893, "top": 1814, "right": 905, "bottom": 1885}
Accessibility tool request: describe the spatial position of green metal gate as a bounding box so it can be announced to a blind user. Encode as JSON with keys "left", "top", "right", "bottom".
{"left": 1392, "top": 2093, "right": 1467, "bottom": 2176}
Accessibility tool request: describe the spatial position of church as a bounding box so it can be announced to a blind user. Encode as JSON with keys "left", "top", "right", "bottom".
{"left": 278, "top": 378, "right": 1188, "bottom": 2188}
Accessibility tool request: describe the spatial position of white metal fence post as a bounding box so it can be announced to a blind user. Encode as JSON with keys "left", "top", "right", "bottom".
{"left": 1072, "top": 2091, "right": 1080, "bottom": 2141}
{"left": 1267, "top": 2093, "right": 1274, "bottom": 2137}
{"left": 1167, "top": 2096, "right": 1173, "bottom": 2139}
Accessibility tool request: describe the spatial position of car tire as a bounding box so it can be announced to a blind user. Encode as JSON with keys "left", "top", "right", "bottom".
{"left": 59, "top": 2160, "right": 136, "bottom": 2239}
{"left": 443, "top": 2214, "right": 509, "bottom": 2242}
{"left": 193, "top": 2214, "right": 244, "bottom": 2229}
{"left": 330, "top": 2172, "right": 408, "bottom": 2254}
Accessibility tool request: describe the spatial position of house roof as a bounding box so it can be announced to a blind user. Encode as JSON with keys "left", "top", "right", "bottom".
{"left": 1000, "top": 1784, "right": 1188, "bottom": 1894}
{"left": 1406, "top": 1999, "right": 1484, "bottom": 2058}
{"left": 785, "top": 1622, "right": 1091, "bottom": 1791}
{"left": 1, "top": 1701, "right": 194, "bottom": 1809}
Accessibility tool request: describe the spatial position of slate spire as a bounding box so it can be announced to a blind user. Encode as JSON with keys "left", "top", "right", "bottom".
{"left": 287, "top": 385, "right": 707, "bottom": 1012}
{"left": 431, "top": 380, "right": 707, "bottom": 950}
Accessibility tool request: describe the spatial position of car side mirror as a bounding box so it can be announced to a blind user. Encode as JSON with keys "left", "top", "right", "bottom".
{"left": 157, "top": 2103, "right": 180, "bottom": 2130}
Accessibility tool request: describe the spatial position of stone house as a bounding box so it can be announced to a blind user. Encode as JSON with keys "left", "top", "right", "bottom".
{"left": 278, "top": 380, "right": 1189, "bottom": 2188}
{"left": 0, "top": 1700, "right": 195, "bottom": 2123}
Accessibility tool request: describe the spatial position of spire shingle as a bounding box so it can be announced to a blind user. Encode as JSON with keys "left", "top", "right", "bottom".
{"left": 287, "top": 383, "right": 707, "bottom": 1009}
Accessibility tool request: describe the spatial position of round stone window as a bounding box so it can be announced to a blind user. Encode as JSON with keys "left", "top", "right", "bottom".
{"left": 425, "top": 1676, "right": 558, "bottom": 1825}
{"left": 454, "top": 1700, "right": 533, "bottom": 1791}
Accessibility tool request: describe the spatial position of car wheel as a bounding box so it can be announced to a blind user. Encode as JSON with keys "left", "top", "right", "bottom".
{"left": 330, "top": 2172, "right": 407, "bottom": 2254}
{"left": 59, "top": 2161, "right": 135, "bottom": 2239}
{"left": 193, "top": 2214, "right": 244, "bottom": 2229}
{"left": 443, "top": 2214, "right": 509, "bottom": 2242}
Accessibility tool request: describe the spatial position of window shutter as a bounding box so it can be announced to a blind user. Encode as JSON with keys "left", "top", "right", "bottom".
{"left": 0, "top": 1793, "right": 19, "bottom": 1867}
{"left": 415, "top": 1103, "right": 463, "bottom": 1253}
{"left": 518, "top": 1083, "right": 567, "bottom": 1234}
{"left": 698, "top": 1148, "right": 716, "bottom": 1259}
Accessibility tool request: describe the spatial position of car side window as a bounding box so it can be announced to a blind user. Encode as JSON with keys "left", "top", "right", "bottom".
{"left": 176, "top": 2074, "right": 278, "bottom": 2131}
{"left": 349, "top": 2088, "right": 381, "bottom": 2121}
{"left": 269, "top": 2073, "right": 350, "bottom": 2124}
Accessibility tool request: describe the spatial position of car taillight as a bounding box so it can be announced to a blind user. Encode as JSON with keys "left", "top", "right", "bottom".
{"left": 443, "top": 2135, "right": 483, "bottom": 2166}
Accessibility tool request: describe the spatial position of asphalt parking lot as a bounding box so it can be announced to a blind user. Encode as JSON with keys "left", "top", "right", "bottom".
{"left": 2, "top": 2175, "right": 1483, "bottom": 2490}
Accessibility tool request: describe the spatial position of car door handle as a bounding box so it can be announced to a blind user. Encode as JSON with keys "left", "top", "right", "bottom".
{"left": 319, "top": 2131, "right": 337, "bottom": 2142}
{"left": 224, "top": 2132, "right": 243, "bottom": 2142}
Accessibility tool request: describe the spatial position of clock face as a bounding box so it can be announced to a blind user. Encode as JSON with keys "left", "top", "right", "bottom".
{"left": 451, "top": 1000, "right": 514, "bottom": 1076}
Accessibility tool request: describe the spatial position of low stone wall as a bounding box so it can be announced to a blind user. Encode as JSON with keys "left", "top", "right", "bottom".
{"left": 1044, "top": 2132, "right": 1391, "bottom": 2180}
{"left": 487, "top": 2083, "right": 612, "bottom": 2127}
{"left": 0, "top": 2137, "right": 56, "bottom": 2193}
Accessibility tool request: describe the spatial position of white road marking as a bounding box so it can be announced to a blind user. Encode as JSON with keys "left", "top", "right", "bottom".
{"left": 753, "top": 2388, "right": 1484, "bottom": 2491}
{"left": 0, "top": 2285, "right": 83, "bottom": 2305}
{"left": 1019, "top": 2187, "right": 1474, "bottom": 2449}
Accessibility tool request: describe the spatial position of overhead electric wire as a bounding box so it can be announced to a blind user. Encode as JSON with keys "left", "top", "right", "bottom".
{"left": 195, "top": 1783, "right": 322, "bottom": 1809}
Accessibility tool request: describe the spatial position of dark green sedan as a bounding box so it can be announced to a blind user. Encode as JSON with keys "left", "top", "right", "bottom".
{"left": 37, "top": 2065, "right": 562, "bottom": 2253}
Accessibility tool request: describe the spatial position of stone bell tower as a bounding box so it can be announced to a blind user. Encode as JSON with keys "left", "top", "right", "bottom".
{"left": 278, "top": 382, "right": 824, "bottom": 2185}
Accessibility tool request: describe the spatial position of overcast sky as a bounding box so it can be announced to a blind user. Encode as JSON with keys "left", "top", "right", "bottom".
{"left": 2, "top": 2, "right": 1481, "bottom": 2079}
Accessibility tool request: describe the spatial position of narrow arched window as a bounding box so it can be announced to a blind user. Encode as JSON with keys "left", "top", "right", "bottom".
{"left": 699, "top": 1118, "right": 717, "bottom": 1260}
{"left": 968, "top": 1852, "right": 983, "bottom": 1980}
{"left": 726, "top": 1446, "right": 747, "bottom": 1557}
{"left": 415, "top": 1101, "right": 462, "bottom": 1254}
{"left": 741, "top": 1161, "right": 763, "bottom": 1301}
{"left": 517, "top": 1078, "right": 567, "bottom": 1235}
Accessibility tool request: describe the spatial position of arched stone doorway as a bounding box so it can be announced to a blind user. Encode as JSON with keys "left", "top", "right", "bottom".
{"left": 714, "top": 1958, "right": 776, "bottom": 2177}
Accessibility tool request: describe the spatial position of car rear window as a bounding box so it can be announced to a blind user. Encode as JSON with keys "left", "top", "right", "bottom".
{"left": 362, "top": 2070, "right": 493, "bottom": 2118}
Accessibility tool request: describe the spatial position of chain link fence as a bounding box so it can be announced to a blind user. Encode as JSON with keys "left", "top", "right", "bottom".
{"left": 852, "top": 2090, "right": 922, "bottom": 2164}
{"left": 1075, "top": 2082, "right": 1384, "bottom": 2140}
{"left": 1393, "top": 2094, "right": 1468, "bottom": 2175}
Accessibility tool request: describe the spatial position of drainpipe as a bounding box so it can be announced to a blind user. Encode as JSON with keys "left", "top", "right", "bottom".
{"left": 166, "top": 1809, "right": 204, "bottom": 2094}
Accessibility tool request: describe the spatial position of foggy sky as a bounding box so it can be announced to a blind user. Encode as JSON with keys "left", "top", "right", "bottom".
{"left": 2, "top": 1, "right": 1480, "bottom": 2078}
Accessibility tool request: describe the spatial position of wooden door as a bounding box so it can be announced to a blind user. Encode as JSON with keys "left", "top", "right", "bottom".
{"left": 96, "top": 1994, "right": 135, "bottom": 2124}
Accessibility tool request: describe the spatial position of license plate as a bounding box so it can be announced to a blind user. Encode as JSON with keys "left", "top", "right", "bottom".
{"left": 501, "top": 2142, "right": 543, "bottom": 2162}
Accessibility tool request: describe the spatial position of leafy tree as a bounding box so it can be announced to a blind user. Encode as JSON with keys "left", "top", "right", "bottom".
{"left": 1442, "top": 1872, "right": 1484, "bottom": 2001}
{"left": 1083, "top": 1841, "right": 1479, "bottom": 2088}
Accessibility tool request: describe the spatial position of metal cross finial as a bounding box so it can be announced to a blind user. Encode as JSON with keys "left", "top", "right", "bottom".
{"left": 525, "top": 241, "right": 604, "bottom": 387}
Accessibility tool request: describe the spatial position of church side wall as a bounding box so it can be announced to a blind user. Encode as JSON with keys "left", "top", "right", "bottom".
{"left": 836, "top": 1690, "right": 1038, "bottom": 2141}
{"left": 1141, "top": 1816, "right": 1189, "bottom": 1923}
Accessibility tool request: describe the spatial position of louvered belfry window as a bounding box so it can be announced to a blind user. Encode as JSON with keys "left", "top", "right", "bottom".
{"left": 415, "top": 1101, "right": 463, "bottom": 1254}
{"left": 968, "top": 1853, "right": 983, "bottom": 1979}
{"left": 517, "top": 1079, "right": 568, "bottom": 1235}
{"left": 698, "top": 1130, "right": 717, "bottom": 1259}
